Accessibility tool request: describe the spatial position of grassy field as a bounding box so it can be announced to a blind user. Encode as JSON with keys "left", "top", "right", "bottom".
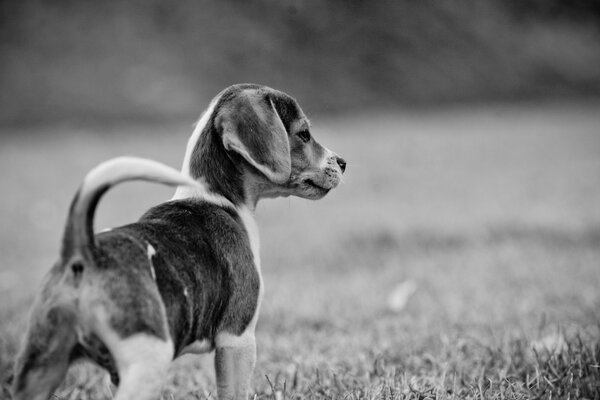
{"left": 1, "top": 101, "right": 599, "bottom": 399}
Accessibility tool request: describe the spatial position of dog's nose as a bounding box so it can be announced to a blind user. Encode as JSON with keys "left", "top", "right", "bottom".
{"left": 336, "top": 156, "right": 346, "bottom": 173}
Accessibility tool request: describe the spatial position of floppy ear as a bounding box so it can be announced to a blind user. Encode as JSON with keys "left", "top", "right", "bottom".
{"left": 217, "top": 92, "right": 291, "bottom": 185}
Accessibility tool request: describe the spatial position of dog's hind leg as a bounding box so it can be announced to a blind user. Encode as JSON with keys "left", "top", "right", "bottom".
{"left": 11, "top": 305, "right": 78, "bottom": 400}
{"left": 107, "top": 333, "right": 174, "bottom": 400}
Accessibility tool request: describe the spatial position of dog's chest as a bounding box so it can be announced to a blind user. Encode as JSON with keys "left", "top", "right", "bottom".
{"left": 237, "top": 206, "right": 261, "bottom": 270}
{"left": 230, "top": 205, "right": 264, "bottom": 330}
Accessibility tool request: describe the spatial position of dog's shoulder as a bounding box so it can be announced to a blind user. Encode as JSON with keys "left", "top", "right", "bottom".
{"left": 141, "top": 198, "right": 240, "bottom": 228}
{"left": 97, "top": 199, "right": 246, "bottom": 252}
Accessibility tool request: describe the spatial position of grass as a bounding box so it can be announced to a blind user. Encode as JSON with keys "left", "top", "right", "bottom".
{"left": 1, "top": 100, "right": 599, "bottom": 399}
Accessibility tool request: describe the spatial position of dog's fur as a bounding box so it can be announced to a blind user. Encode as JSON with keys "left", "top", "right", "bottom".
{"left": 12, "top": 84, "right": 346, "bottom": 400}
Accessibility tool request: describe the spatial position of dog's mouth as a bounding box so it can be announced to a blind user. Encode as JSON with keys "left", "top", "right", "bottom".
{"left": 304, "top": 179, "right": 330, "bottom": 192}
{"left": 298, "top": 178, "right": 332, "bottom": 200}
{"left": 289, "top": 170, "right": 341, "bottom": 200}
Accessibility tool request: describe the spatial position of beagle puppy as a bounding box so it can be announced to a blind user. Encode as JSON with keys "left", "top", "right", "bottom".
{"left": 12, "top": 84, "right": 346, "bottom": 400}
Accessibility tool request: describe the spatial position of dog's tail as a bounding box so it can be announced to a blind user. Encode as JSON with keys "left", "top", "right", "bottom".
{"left": 61, "top": 156, "right": 198, "bottom": 262}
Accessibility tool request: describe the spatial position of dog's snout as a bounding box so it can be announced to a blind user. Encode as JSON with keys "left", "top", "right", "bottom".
{"left": 336, "top": 156, "right": 346, "bottom": 173}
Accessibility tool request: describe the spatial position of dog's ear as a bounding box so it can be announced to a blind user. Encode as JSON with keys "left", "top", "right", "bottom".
{"left": 217, "top": 91, "right": 291, "bottom": 184}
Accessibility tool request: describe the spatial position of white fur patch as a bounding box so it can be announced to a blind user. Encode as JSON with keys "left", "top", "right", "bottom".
{"left": 172, "top": 177, "right": 234, "bottom": 209}
{"left": 179, "top": 339, "right": 213, "bottom": 356}
{"left": 215, "top": 329, "right": 256, "bottom": 348}
{"left": 237, "top": 206, "right": 261, "bottom": 270}
{"left": 108, "top": 334, "right": 173, "bottom": 400}
{"left": 146, "top": 244, "right": 157, "bottom": 281}
{"left": 179, "top": 97, "right": 220, "bottom": 177}
{"left": 146, "top": 243, "right": 156, "bottom": 258}
{"left": 89, "top": 308, "right": 173, "bottom": 400}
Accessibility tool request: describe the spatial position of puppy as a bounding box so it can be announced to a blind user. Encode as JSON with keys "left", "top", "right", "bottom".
{"left": 12, "top": 84, "right": 346, "bottom": 400}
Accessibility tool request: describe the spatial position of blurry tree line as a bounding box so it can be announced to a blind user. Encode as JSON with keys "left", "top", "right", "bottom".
{"left": 1, "top": 0, "right": 599, "bottom": 125}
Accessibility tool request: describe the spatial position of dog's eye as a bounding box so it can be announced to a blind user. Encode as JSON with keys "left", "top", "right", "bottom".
{"left": 297, "top": 129, "right": 311, "bottom": 143}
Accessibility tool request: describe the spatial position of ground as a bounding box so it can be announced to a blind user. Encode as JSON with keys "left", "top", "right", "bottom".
{"left": 0, "top": 101, "right": 599, "bottom": 399}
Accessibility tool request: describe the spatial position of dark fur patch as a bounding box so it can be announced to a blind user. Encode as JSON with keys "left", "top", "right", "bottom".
{"left": 96, "top": 199, "right": 260, "bottom": 355}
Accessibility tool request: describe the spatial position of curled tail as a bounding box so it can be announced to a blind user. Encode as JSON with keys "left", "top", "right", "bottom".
{"left": 61, "top": 156, "right": 198, "bottom": 261}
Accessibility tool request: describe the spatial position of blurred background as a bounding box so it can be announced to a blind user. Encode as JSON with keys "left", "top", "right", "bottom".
{"left": 1, "top": 1, "right": 600, "bottom": 398}
{"left": 2, "top": 0, "right": 600, "bottom": 125}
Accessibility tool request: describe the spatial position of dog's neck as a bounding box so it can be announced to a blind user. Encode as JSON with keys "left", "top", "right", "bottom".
{"left": 173, "top": 118, "right": 260, "bottom": 210}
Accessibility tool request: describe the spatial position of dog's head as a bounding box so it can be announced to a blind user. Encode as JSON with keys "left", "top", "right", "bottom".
{"left": 182, "top": 84, "right": 346, "bottom": 206}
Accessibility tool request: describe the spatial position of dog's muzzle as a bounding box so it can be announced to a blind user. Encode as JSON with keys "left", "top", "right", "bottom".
{"left": 297, "top": 155, "right": 346, "bottom": 198}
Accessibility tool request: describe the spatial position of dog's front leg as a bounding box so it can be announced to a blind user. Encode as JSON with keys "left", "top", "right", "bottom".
{"left": 214, "top": 333, "right": 256, "bottom": 400}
